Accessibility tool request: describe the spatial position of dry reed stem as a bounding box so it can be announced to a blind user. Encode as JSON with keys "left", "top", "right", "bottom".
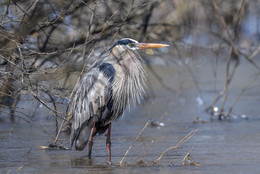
{"left": 139, "top": 139, "right": 154, "bottom": 164}
{"left": 182, "top": 147, "right": 194, "bottom": 165}
{"left": 120, "top": 122, "right": 149, "bottom": 165}
{"left": 158, "top": 112, "right": 168, "bottom": 122}
{"left": 153, "top": 129, "right": 198, "bottom": 165}
{"left": 182, "top": 147, "right": 202, "bottom": 167}
{"left": 16, "top": 162, "right": 27, "bottom": 172}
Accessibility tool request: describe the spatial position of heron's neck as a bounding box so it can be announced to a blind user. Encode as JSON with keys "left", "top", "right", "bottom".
{"left": 107, "top": 45, "right": 147, "bottom": 115}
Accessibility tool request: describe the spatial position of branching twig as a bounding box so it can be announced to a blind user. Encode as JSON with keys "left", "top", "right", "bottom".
{"left": 182, "top": 147, "right": 194, "bottom": 165}
{"left": 182, "top": 147, "right": 201, "bottom": 167}
{"left": 153, "top": 129, "right": 198, "bottom": 165}
{"left": 228, "top": 72, "right": 260, "bottom": 115}
{"left": 210, "top": 0, "right": 241, "bottom": 119}
{"left": 0, "top": 109, "right": 55, "bottom": 139}
{"left": 120, "top": 122, "right": 149, "bottom": 165}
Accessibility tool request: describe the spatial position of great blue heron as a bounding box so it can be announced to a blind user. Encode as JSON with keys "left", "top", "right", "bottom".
{"left": 70, "top": 38, "right": 169, "bottom": 163}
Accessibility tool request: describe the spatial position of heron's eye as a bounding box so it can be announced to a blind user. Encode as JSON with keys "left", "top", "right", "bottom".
{"left": 128, "top": 43, "right": 134, "bottom": 47}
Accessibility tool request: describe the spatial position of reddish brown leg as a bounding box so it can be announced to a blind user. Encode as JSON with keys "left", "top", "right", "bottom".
{"left": 88, "top": 121, "right": 95, "bottom": 159}
{"left": 106, "top": 123, "right": 112, "bottom": 163}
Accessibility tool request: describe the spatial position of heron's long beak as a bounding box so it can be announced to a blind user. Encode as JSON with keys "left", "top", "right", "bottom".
{"left": 137, "top": 43, "right": 169, "bottom": 50}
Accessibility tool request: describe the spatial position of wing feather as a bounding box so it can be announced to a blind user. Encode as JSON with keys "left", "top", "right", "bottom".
{"left": 70, "top": 64, "right": 115, "bottom": 148}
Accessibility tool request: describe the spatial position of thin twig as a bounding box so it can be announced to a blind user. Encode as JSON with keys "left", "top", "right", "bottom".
{"left": 29, "top": 89, "right": 67, "bottom": 122}
{"left": 153, "top": 129, "right": 198, "bottom": 165}
{"left": 0, "top": 109, "right": 55, "bottom": 139}
{"left": 182, "top": 147, "right": 194, "bottom": 165}
{"left": 16, "top": 162, "right": 27, "bottom": 172}
{"left": 228, "top": 72, "right": 260, "bottom": 115}
{"left": 120, "top": 122, "right": 149, "bottom": 165}
{"left": 210, "top": 0, "right": 241, "bottom": 118}
{"left": 141, "top": 139, "right": 154, "bottom": 162}
{"left": 5, "top": 120, "right": 19, "bottom": 138}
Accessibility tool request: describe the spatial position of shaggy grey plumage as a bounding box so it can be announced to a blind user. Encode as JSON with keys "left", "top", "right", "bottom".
{"left": 70, "top": 38, "right": 146, "bottom": 150}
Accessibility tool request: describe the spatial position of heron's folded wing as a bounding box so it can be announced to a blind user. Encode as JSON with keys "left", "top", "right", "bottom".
{"left": 70, "top": 64, "right": 115, "bottom": 142}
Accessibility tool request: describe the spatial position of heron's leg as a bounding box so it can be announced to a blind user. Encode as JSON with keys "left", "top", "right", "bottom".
{"left": 88, "top": 121, "right": 95, "bottom": 159}
{"left": 106, "top": 123, "right": 112, "bottom": 163}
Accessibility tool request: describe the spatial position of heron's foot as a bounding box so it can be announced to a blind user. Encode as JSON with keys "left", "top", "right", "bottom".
{"left": 88, "top": 154, "right": 92, "bottom": 159}
{"left": 106, "top": 160, "right": 112, "bottom": 165}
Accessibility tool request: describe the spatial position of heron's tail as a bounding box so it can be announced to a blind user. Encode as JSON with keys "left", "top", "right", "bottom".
{"left": 70, "top": 120, "right": 95, "bottom": 151}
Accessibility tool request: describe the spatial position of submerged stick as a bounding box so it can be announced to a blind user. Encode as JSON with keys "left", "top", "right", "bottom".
{"left": 120, "top": 122, "right": 149, "bottom": 165}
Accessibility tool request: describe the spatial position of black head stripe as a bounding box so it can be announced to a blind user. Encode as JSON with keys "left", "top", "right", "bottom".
{"left": 115, "top": 39, "right": 136, "bottom": 45}
{"left": 109, "top": 38, "right": 138, "bottom": 50}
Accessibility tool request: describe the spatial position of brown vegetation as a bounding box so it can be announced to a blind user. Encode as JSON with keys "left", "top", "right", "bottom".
{"left": 1, "top": 1, "right": 260, "bottom": 166}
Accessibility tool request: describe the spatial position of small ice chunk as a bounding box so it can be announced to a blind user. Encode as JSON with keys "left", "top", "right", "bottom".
{"left": 241, "top": 114, "right": 248, "bottom": 119}
{"left": 213, "top": 107, "right": 218, "bottom": 112}
{"left": 196, "top": 96, "right": 204, "bottom": 105}
{"left": 150, "top": 120, "right": 165, "bottom": 128}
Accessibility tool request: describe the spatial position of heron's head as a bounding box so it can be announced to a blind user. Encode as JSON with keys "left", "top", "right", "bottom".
{"left": 111, "top": 38, "right": 169, "bottom": 51}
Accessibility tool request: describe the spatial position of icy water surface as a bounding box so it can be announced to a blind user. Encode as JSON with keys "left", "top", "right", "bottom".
{"left": 1, "top": 56, "right": 260, "bottom": 174}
